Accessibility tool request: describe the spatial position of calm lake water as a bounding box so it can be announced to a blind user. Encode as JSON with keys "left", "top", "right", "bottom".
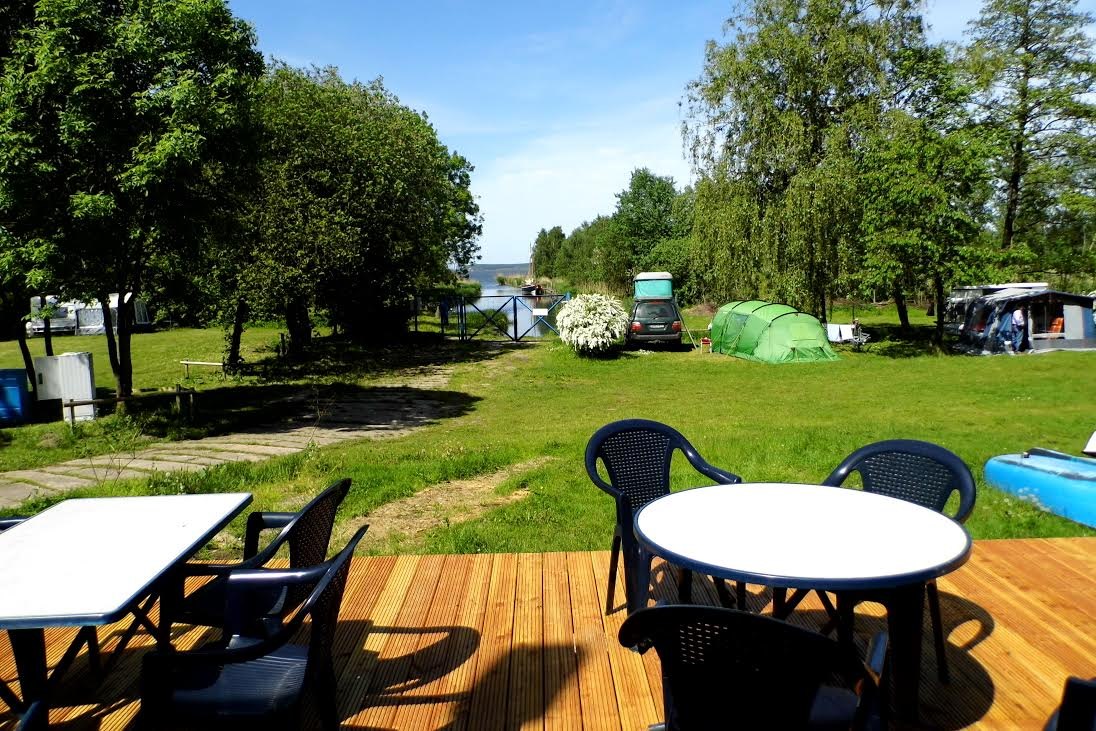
{"left": 465, "top": 263, "right": 556, "bottom": 338}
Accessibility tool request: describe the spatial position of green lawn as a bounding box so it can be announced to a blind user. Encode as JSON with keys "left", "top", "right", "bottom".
{"left": 0, "top": 325, "right": 286, "bottom": 392}
{"left": 0, "top": 327, "right": 287, "bottom": 471}
{"left": 1, "top": 323, "right": 1094, "bottom": 556}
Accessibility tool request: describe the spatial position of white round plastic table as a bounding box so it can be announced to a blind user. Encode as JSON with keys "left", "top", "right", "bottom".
{"left": 632, "top": 482, "right": 972, "bottom": 720}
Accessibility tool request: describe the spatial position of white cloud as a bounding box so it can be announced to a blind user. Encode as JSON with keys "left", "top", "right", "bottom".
{"left": 472, "top": 100, "right": 692, "bottom": 263}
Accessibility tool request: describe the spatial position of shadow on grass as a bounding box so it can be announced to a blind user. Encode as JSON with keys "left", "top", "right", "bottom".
{"left": 82, "top": 333, "right": 509, "bottom": 439}
{"left": 856, "top": 323, "right": 959, "bottom": 359}
{"left": 255, "top": 332, "right": 526, "bottom": 382}
{"left": 99, "top": 383, "right": 481, "bottom": 445}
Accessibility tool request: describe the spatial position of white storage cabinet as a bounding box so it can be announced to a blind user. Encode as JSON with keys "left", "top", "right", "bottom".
{"left": 34, "top": 352, "right": 96, "bottom": 423}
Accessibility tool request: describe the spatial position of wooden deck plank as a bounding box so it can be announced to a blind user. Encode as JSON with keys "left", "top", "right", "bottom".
{"left": 355, "top": 554, "right": 445, "bottom": 729}
{"left": 426, "top": 553, "right": 492, "bottom": 731}
{"left": 511, "top": 553, "right": 545, "bottom": 731}
{"left": 389, "top": 554, "right": 473, "bottom": 731}
{"left": 565, "top": 551, "right": 620, "bottom": 731}
{"left": 463, "top": 552, "right": 517, "bottom": 731}
{"left": 1, "top": 538, "right": 1094, "bottom": 730}
{"left": 339, "top": 554, "right": 422, "bottom": 727}
{"left": 964, "top": 545, "right": 1096, "bottom": 661}
{"left": 588, "top": 551, "right": 660, "bottom": 731}
{"left": 542, "top": 551, "right": 581, "bottom": 731}
{"left": 329, "top": 554, "right": 398, "bottom": 724}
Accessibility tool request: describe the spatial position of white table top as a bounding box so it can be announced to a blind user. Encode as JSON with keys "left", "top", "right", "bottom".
{"left": 0, "top": 493, "right": 251, "bottom": 628}
{"left": 634, "top": 483, "right": 971, "bottom": 590}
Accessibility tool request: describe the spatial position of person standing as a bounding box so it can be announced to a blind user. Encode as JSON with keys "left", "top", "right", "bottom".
{"left": 1012, "top": 305, "right": 1026, "bottom": 352}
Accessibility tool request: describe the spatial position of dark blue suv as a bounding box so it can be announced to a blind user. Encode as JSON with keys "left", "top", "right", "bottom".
{"left": 627, "top": 299, "right": 682, "bottom": 346}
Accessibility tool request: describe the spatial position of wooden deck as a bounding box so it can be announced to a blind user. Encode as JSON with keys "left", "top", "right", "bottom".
{"left": 1, "top": 537, "right": 1094, "bottom": 729}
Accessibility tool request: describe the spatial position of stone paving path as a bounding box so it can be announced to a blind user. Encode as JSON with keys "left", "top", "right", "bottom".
{"left": 0, "top": 366, "right": 457, "bottom": 509}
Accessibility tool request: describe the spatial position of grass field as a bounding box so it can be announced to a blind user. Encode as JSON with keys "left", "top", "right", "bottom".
{"left": 0, "top": 318, "right": 1093, "bottom": 556}
{"left": 0, "top": 326, "right": 288, "bottom": 471}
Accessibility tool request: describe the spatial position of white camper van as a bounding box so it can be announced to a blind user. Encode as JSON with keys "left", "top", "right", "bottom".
{"left": 27, "top": 294, "right": 152, "bottom": 337}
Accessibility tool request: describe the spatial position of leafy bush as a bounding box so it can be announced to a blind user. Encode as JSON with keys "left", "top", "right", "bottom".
{"left": 556, "top": 294, "right": 628, "bottom": 355}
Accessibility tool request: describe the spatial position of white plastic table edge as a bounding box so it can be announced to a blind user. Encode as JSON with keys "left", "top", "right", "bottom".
{"left": 633, "top": 482, "right": 972, "bottom": 591}
{"left": 0, "top": 493, "right": 252, "bottom": 628}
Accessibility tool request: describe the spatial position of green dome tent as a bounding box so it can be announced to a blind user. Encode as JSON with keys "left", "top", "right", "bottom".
{"left": 710, "top": 300, "right": 839, "bottom": 363}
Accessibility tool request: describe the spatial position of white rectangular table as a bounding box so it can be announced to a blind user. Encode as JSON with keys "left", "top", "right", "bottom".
{"left": 0, "top": 493, "right": 252, "bottom": 729}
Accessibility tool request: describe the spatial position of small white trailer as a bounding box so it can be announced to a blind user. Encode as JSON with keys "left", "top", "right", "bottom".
{"left": 27, "top": 294, "right": 151, "bottom": 337}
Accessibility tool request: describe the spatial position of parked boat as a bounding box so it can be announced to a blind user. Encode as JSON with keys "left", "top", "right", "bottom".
{"left": 984, "top": 448, "right": 1096, "bottom": 529}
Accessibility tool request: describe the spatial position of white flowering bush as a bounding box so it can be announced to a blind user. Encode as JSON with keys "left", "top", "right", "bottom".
{"left": 556, "top": 294, "right": 629, "bottom": 355}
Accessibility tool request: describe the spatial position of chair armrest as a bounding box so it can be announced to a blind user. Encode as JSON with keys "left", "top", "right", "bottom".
{"left": 688, "top": 456, "right": 742, "bottom": 485}
{"left": 176, "top": 561, "right": 248, "bottom": 577}
{"left": 243, "top": 511, "right": 296, "bottom": 559}
{"left": 0, "top": 516, "right": 27, "bottom": 532}
{"left": 222, "top": 564, "right": 329, "bottom": 636}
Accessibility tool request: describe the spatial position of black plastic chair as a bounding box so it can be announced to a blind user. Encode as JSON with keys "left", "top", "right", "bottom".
{"left": 585, "top": 419, "right": 742, "bottom": 614}
{"left": 162, "top": 478, "right": 352, "bottom": 638}
{"left": 820, "top": 439, "right": 975, "bottom": 684}
{"left": 1046, "top": 677, "right": 1096, "bottom": 731}
{"left": 619, "top": 604, "right": 887, "bottom": 730}
{"left": 141, "top": 524, "right": 368, "bottom": 730}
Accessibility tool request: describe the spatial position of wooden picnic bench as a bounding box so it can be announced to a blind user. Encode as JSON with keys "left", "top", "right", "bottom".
{"left": 180, "top": 360, "right": 225, "bottom": 379}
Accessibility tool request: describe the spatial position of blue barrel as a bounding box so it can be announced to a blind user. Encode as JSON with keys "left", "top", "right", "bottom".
{"left": 0, "top": 369, "right": 29, "bottom": 426}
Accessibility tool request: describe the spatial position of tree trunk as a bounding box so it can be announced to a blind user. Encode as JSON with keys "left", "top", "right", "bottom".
{"left": 894, "top": 285, "right": 910, "bottom": 332}
{"left": 42, "top": 306, "right": 54, "bottom": 357}
{"left": 17, "top": 326, "right": 36, "bottom": 402}
{"left": 100, "top": 293, "right": 121, "bottom": 390}
{"left": 933, "top": 274, "right": 945, "bottom": 346}
{"left": 115, "top": 295, "right": 134, "bottom": 399}
{"left": 227, "top": 297, "right": 248, "bottom": 368}
{"left": 1001, "top": 64, "right": 1031, "bottom": 250}
{"left": 1001, "top": 134, "right": 1025, "bottom": 250}
{"left": 285, "top": 297, "right": 311, "bottom": 359}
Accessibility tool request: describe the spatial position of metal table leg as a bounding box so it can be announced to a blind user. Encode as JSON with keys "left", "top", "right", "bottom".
{"left": 884, "top": 582, "right": 926, "bottom": 722}
{"left": 629, "top": 547, "right": 653, "bottom": 614}
{"left": 9, "top": 628, "right": 48, "bottom": 731}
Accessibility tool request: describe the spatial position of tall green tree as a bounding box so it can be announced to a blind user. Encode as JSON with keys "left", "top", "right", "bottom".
{"left": 965, "top": 0, "right": 1096, "bottom": 251}
{"left": 686, "top": 0, "right": 928, "bottom": 317}
{"left": 0, "top": 0, "right": 263, "bottom": 397}
{"left": 860, "top": 113, "right": 990, "bottom": 342}
{"left": 612, "top": 168, "right": 678, "bottom": 271}
{"left": 531, "top": 226, "right": 565, "bottom": 278}
{"left": 554, "top": 216, "right": 619, "bottom": 287}
{"left": 240, "top": 65, "right": 481, "bottom": 354}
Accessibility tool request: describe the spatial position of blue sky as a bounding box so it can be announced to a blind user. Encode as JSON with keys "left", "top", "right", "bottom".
{"left": 227, "top": 0, "right": 1094, "bottom": 265}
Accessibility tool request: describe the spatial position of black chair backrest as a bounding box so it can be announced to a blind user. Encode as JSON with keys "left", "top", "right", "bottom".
{"left": 285, "top": 478, "right": 351, "bottom": 568}
{"left": 619, "top": 605, "right": 874, "bottom": 730}
{"left": 824, "top": 439, "right": 976, "bottom": 521}
{"left": 1049, "top": 677, "right": 1096, "bottom": 731}
{"left": 586, "top": 419, "right": 700, "bottom": 510}
{"left": 587, "top": 416, "right": 679, "bottom": 508}
{"left": 262, "top": 525, "right": 366, "bottom": 674}
{"left": 259, "top": 478, "right": 352, "bottom": 608}
{"left": 303, "top": 525, "right": 364, "bottom": 673}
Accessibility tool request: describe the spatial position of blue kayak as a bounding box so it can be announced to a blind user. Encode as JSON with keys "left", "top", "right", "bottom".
{"left": 985, "top": 448, "right": 1096, "bottom": 529}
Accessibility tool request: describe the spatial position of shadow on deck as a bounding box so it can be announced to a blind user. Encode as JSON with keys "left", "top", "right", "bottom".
{"left": 1, "top": 537, "right": 1093, "bottom": 729}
